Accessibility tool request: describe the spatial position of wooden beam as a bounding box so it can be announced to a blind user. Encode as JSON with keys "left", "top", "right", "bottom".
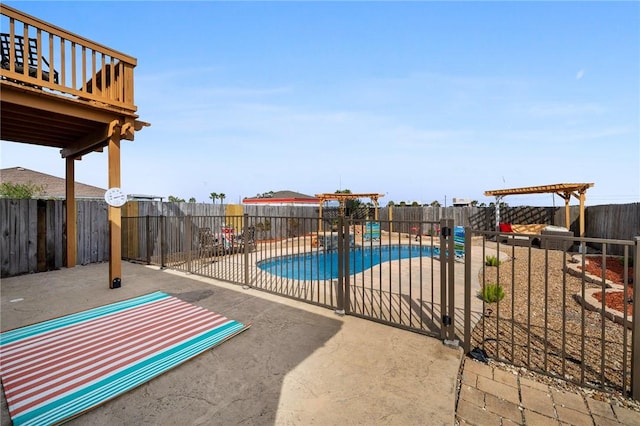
{"left": 65, "top": 157, "right": 76, "bottom": 267}
{"left": 564, "top": 196, "right": 571, "bottom": 230}
{"left": 0, "top": 84, "right": 137, "bottom": 121}
{"left": 60, "top": 121, "right": 117, "bottom": 158}
{"left": 485, "top": 183, "right": 594, "bottom": 197}
{"left": 108, "top": 132, "right": 122, "bottom": 288}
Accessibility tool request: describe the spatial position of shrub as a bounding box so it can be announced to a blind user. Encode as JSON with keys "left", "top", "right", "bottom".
{"left": 479, "top": 284, "right": 505, "bottom": 303}
{"left": 485, "top": 255, "right": 501, "bottom": 267}
{"left": 619, "top": 256, "right": 634, "bottom": 267}
{"left": 0, "top": 181, "right": 44, "bottom": 199}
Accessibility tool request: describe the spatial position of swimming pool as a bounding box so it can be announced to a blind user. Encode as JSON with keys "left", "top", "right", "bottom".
{"left": 257, "top": 244, "right": 440, "bottom": 280}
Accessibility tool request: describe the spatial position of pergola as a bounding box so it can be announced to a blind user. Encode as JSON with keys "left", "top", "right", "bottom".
{"left": 315, "top": 192, "right": 384, "bottom": 232}
{"left": 484, "top": 183, "right": 594, "bottom": 237}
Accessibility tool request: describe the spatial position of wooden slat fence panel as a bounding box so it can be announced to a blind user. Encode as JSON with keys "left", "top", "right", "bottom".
{"left": 47, "top": 199, "right": 64, "bottom": 269}
{"left": 1, "top": 200, "right": 638, "bottom": 277}
{"left": 0, "top": 199, "right": 37, "bottom": 277}
{"left": 76, "top": 200, "right": 108, "bottom": 265}
{"left": 586, "top": 203, "right": 640, "bottom": 255}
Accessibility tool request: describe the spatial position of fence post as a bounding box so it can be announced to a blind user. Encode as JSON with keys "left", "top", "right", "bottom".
{"left": 632, "top": 237, "right": 640, "bottom": 400}
{"left": 344, "top": 217, "right": 351, "bottom": 314}
{"left": 447, "top": 218, "right": 456, "bottom": 343}
{"left": 243, "top": 213, "right": 251, "bottom": 288}
{"left": 335, "top": 215, "right": 345, "bottom": 315}
{"left": 186, "top": 215, "right": 192, "bottom": 274}
{"left": 160, "top": 215, "right": 166, "bottom": 268}
{"left": 439, "top": 218, "right": 449, "bottom": 340}
{"left": 463, "top": 227, "right": 472, "bottom": 353}
{"left": 145, "top": 215, "right": 151, "bottom": 265}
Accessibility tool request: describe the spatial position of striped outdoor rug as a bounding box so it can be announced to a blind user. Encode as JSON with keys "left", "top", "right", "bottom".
{"left": 0, "top": 291, "right": 250, "bottom": 425}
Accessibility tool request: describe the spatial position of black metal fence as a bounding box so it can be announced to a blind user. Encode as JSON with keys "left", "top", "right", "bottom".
{"left": 463, "top": 230, "right": 639, "bottom": 399}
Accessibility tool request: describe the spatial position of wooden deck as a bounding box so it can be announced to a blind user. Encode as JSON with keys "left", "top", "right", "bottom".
{"left": 0, "top": 4, "right": 148, "bottom": 287}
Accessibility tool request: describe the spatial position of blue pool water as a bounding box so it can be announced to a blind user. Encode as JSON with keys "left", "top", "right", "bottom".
{"left": 257, "top": 244, "right": 440, "bottom": 280}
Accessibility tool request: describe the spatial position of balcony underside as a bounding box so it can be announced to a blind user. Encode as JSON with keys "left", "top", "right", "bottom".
{"left": 1, "top": 79, "right": 146, "bottom": 159}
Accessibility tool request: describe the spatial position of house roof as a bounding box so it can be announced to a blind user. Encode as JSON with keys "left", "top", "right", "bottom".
{"left": 0, "top": 167, "right": 107, "bottom": 199}
{"left": 242, "top": 190, "right": 320, "bottom": 204}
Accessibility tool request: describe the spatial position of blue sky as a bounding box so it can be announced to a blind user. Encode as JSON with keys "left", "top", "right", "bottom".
{"left": 1, "top": 1, "right": 638, "bottom": 206}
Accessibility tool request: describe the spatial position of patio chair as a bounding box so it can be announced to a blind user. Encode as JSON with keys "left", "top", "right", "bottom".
{"left": 0, "top": 33, "right": 59, "bottom": 84}
{"left": 235, "top": 225, "right": 256, "bottom": 252}
{"left": 198, "top": 227, "right": 224, "bottom": 257}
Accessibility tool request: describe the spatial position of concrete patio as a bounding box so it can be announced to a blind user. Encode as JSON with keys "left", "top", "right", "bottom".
{"left": 2, "top": 262, "right": 639, "bottom": 425}
{"left": 1, "top": 262, "right": 461, "bottom": 425}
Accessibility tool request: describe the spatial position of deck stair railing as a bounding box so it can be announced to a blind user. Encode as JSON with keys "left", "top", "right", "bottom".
{"left": 0, "top": 4, "right": 137, "bottom": 112}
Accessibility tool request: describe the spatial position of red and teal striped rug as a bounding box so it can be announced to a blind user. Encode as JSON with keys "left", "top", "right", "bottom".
{"left": 0, "top": 291, "right": 250, "bottom": 425}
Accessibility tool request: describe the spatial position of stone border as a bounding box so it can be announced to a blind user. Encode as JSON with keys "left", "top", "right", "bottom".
{"left": 574, "top": 287, "right": 633, "bottom": 329}
{"left": 567, "top": 254, "right": 633, "bottom": 329}
{"left": 564, "top": 254, "right": 621, "bottom": 288}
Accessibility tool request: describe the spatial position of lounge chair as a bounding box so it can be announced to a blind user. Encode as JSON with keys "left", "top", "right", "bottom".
{"left": 364, "top": 221, "right": 381, "bottom": 241}
{"left": 453, "top": 226, "right": 465, "bottom": 260}
{"left": 1, "top": 33, "right": 59, "bottom": 84}
{"left": 498, "top": 223, "right": 543, "bottom": 247}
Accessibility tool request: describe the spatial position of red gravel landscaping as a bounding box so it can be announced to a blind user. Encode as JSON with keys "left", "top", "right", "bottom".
{"left": 583, "top": 256, "right": 634, "bottom": 317}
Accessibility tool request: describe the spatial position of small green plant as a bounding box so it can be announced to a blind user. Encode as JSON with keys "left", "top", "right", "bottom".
{"left": 485, "top": 255, "right": 501, "bottom": 267}
{"left": 479, "top": 284, "right": 505, "bottom": 303}
{"left": 619, "top": 256, "right": 634, "bottom": 267}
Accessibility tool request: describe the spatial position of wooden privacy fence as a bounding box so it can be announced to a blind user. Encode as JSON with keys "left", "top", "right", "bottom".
{"left": 0, "top": 198, "right": 107, "bottom": 277}
{"left": 1, "top": 199, "right": 638, "bottom": 277}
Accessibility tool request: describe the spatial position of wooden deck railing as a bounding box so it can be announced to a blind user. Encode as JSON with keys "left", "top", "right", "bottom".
{"left": 0, "top": 4, "right": 137, "bottom": 113}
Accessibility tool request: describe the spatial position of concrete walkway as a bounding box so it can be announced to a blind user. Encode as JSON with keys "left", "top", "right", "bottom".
{"left": 1, "top": 262, "right": 461, "bottom": 425}
{"left": 456, "top": 358, "right": 640, "bottom": 425}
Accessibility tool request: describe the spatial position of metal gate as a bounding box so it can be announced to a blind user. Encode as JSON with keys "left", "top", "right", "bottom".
{"left": 122, "top": 213, "right": 462, "bottom": 342}
{"left": 338, "top": 217, "right": 459, "bottom": 342}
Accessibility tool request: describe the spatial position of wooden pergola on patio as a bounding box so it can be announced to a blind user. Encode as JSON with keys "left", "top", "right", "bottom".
{"left": 0, "top": 5, "right": 149, "bottom": 288}
{"left": 315, "top": 192, "right": 384, "bottom": 232}
{"left": 484, "top": 183, "right": 594, "bottom": 237}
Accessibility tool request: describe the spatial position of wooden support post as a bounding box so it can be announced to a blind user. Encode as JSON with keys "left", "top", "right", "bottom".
{"left": 318, "top": 201, "right": 323, "bottom": 233}
{"left": 564, "top": 196, "right": 571, "bottom": 230}
{"left": 579, "top": 191, "right": 586, "bottom": 238}
{"left": 374, "top": 200, "right": 379, "bottom": 221}
{"left": 108, "top": 130, "right": 122, "bottom": 288}
{"left": 65, "top": 157, "right": 76, "bottom": 267}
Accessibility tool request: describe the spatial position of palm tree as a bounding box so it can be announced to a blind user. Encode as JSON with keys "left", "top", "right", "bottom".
{"left": 219, "top": 193, "right": 226, "bottom": 204}
{"left": 188, "top": 197, "right": 196, "bottom": 203}
{"left": 209, "top": 192, "right": 218, "bottom": 204}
